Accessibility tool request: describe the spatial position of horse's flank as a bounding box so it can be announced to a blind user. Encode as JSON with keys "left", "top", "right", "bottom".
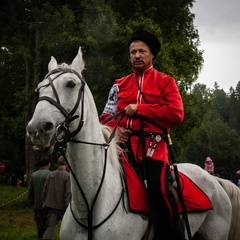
{"left": 215, "top": 177, "right": 240, "bottom": 240}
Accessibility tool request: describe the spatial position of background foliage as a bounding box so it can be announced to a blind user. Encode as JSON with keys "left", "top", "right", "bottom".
{"left": 0, "top": 0, "right": 240, "bottom": 182}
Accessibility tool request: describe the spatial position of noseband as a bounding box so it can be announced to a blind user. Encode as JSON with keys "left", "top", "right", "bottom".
{"left": 37, "top": 68, "right": 86, "bottom": 143}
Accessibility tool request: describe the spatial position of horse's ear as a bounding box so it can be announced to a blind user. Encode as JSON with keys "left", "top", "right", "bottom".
{"left": 71, "top": 47, "right": 85, "bottom": 73}
{"left": 48, "top": 56, "right": 58, "bottom": 72}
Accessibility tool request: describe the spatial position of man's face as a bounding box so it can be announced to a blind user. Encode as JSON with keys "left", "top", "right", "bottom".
{"left": 129, "top": 40, "right": 154, "bottom": 73}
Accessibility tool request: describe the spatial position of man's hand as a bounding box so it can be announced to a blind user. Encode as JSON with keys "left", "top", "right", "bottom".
{"left": 117, "top": 127, "right": 131, "bottom": 143}
{"left": 125, "top": 104, "right": 137, "bottom": 117}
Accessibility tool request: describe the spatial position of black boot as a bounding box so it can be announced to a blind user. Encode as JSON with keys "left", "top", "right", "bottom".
{"left": 168, "top": 218, "right": 185, "bottom": 240}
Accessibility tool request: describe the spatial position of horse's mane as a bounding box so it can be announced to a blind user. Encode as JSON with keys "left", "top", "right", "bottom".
{"left": 215, "top": 177, "right": 240, "bottom": 240}
{"left": 100, "top": 124, "right": 123, "bottom": 173}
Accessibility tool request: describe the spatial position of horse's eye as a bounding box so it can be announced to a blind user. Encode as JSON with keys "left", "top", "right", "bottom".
{"left": 66, "top": 81, "right": 76, "bottom": 88}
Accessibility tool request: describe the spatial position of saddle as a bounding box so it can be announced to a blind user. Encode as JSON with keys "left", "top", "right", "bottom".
{"left": 121, "top": 158, "right": 213, "bottom": 215}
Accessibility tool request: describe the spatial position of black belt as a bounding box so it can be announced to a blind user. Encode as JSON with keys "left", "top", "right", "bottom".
{"left": 130, "top": 130, "right": 166, "bottom": 140}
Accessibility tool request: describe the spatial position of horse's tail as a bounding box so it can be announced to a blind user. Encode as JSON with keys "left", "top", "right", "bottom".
{"left": 215, "top": 177, "right": 240, "bottom": 240}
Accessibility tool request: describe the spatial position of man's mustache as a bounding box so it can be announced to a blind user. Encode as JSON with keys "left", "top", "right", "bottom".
{"left": 133, "top": 60, "right": 143, "bottom": 64}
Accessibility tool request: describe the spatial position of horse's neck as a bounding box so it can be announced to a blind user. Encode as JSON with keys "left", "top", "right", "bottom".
{"left": 68, "top": 87, "right": 104, "bottom": 177}
{"left": 67, "top": 102, "right": 121, "bottom": 217}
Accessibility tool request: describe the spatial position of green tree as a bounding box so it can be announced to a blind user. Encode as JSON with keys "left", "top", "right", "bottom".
{"left": 0, "top": 0, "right": 82, "bottom": 179}
{"left": 179, "top": 111, "right": 240, "bottom": 181}
{"left": 229, "top": 81, "right": 240, "bottom": 133}
{"left": 179, "top": 82, "right": 240, "bottom": 181}
{"left": 212, "top": 88, "right": 230, "bottom": 123}
{"left": 174, "top": 83, "right": 211, "bottom": 153}
{"left": 0, "top": 0, "right": 33, "bottom": 178}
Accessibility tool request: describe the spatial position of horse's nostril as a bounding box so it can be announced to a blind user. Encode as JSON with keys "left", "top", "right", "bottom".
{"left": 26, "top": 124, "right": 35, "bottom": 135}
{"left": 42, "top": 122, "right": 54, "bottom": 133}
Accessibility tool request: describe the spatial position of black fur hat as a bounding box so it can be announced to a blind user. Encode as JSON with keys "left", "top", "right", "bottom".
{"left": 128, "top": 30, "right": 161, "bottom": 59}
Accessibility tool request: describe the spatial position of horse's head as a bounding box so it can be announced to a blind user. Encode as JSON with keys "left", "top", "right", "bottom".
{"left": 26, "top": 47, "right": 86, "bottom": 153}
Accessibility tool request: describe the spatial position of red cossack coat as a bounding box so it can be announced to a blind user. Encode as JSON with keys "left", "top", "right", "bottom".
{"left": 100, "top": 66, "right": 184, "bottom": 164}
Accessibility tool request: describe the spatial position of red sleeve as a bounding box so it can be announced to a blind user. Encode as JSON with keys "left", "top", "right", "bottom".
{"left": 136, "top": 76, "right": 184, "bottom": 129}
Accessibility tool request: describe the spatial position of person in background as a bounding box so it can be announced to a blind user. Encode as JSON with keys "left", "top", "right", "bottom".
{"left": 204, "top": 157, "right": 214, "bottom": 174}
{"left": 100, "top": 30, "right": 184, "bottom": 240}
{"left": 42, "top": 156, "right": 71, "bottom": 240}
{"left": 28, "top": 157, "right": 51, "bottom": 240}
{"left": 0, "top": 161, "right": 5, "bottom": 175}
{"left": 237, "top": 179, "right": 240, "bottom": 188}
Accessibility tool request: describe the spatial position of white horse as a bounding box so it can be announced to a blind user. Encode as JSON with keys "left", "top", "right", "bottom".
{"left": 26, "top": 47, "right": 240, "bottom": 240}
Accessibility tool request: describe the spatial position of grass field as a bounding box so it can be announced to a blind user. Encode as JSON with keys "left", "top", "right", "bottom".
{"left": 0, "top": 185, "right": 60, "bottom": 240}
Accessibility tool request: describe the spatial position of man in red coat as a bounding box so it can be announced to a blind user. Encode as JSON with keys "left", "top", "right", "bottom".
{"left": 100, "top": 30, "right": 184, "bottom": 239}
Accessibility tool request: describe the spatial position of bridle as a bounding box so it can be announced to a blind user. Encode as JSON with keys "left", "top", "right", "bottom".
{"left": 37, "top": 67, "right": 86, "bottom": 141}
{"left": 37, "top": 68, "right": 126, "bottom": 240}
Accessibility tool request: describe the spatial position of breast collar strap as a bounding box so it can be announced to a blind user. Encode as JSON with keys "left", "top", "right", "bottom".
{"left": 58, "top": 145, "right": 125, "bottom": 240}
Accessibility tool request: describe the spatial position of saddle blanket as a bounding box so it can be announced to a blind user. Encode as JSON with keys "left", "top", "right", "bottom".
{"left": 121, "top": 158, "right": 213, "bottom": 215}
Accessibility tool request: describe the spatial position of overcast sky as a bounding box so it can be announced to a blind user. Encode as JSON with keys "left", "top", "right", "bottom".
{"left": 192, "top": 0, "right": 240, "bottom": 92}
